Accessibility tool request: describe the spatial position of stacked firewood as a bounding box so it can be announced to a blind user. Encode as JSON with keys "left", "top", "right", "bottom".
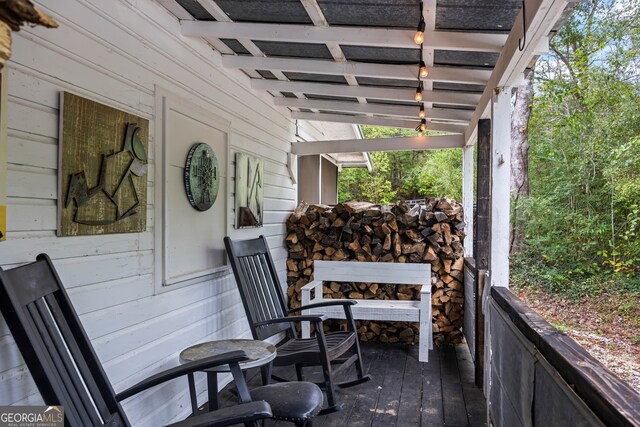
{"left": 285, "top": 198, "right": 465, "bottom": 346}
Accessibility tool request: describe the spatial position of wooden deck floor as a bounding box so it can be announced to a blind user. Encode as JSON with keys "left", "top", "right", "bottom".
{"left": 217, "top": 342, "right": 487, "bottom": 427}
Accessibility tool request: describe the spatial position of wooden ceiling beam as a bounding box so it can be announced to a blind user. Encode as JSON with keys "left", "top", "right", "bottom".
{"left": 221, "top": 55, "right": 491, "bottom": 84}
{"left": 180, "top": 21, "right": 507, "bottom": 52}
{"left": 276, "top": 98, "right": 472, "bottom": 122}
{"left": 291, "top": 111, "right": 467, "bottom": 133}
{"left": 250, "top": 79, "right": 481, "bottom": 106}
{"left": 291, "top": 135, "right": 465, "bottom": 155}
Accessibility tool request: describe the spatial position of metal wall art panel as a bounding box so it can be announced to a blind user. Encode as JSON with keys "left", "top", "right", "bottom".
{"left": 234, "top": 152, "right": 263, "bottom": 228}
{"left": 184, "top": 142, "right": 219, "bottom": 211}
{"left": 58, "top": 92, "right": 149, "bottom": 236}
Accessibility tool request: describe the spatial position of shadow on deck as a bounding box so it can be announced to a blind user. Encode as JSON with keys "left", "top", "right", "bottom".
{"left": 217, "top": 342, "right": 487, "bottom": 426}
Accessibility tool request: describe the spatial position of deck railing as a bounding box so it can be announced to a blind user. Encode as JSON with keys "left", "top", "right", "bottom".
{"left": 487, "top": 286, "right": 640, "bottom": 426}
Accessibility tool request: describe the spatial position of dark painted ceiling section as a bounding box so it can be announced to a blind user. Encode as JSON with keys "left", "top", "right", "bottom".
{"left": 175, "top": 0, "right": 214, "bottom": 20}
{"left": 283, "top": 72, "right": 349, "bottom": 84}
{"left": 316, "top": 0, "right": 421, "bottom": 28}
{"left": 433, "top": 103, "right": 476, "bottom": 110}
{"left": 256, "top": 70, "right": 278, "bottom": 80}
{"left": 434, "top": 50, "right": 500, "bottom": 68}
{"left": 214, "top": 0, "right": 313, "bottom": 23}
{"left": 306, "top": 94, "right": 359, "bottom": 102}
{"left": 433, "top": 82, "right": 485, "bottom": 92}
{"left": 436, "top": 0, "right": 521, "bottom": 32}
{"left": 220, "top": 38, "right": 249, "bottom": 55}
{"left": 319, "top": 110, "right": 361, "bottom": 116}
{"left": 356, "top": 77, "right": 417, "bottom": 88}
{"left": 254, "top": 41, "right": 333, "bottom": 59}
{"left": 341, "top": 45, "right": 420, "bottom": 64}
{"left": 367, "top": 98, "right": 421, "bottom": 107}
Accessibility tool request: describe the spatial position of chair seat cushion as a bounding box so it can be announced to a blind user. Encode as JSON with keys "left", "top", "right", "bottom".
{"left": 250, "top": 382, "right": 323, "bottom": 422}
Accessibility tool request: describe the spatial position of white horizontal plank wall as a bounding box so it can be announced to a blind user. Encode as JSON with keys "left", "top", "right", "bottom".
{"left": 0, "top": 0, "right": 303, "bottom": 425}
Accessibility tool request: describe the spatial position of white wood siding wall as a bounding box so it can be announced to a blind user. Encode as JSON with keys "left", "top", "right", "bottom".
{"left": 0, "top": 0, "right": 312, "bottom": 424}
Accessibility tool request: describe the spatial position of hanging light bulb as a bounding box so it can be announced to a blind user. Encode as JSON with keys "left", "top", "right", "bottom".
{"left": 419, "top": 104, "right": 425, "bottom": 119}
{"left": 415, "top": 83, "right": 423, "bottom": 102}
{"left": 414, "top": 18, "right": 426, "bottom": 44}
{"left": 419, "top": 60, "right": 428, "bottom": 78}
{"left": 415, "top": 118, "right": 428, "bottom": 134}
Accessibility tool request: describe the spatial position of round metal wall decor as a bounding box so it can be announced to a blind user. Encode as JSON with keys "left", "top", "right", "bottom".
{"left": 184, "top": 143, "right": 219, "bottom": 211}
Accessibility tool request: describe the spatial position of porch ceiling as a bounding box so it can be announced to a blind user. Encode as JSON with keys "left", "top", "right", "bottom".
{"left": 162, "top": 0, "right": 575, "bottom": 146}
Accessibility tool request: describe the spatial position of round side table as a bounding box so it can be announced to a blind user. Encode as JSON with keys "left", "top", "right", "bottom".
{"left": 180, "top": 339, "right": 276, "bottom": 414}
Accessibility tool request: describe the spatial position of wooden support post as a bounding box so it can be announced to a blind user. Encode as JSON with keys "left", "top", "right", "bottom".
{"left": 462, "top": 145, "right": 474, "bottom": 257}
{"left": 474, "top": 119, "right": 490, "bottom": 389}
{"left": 485, "top": 90, "right": 511, "bottom": 399}
{"left": 475, "top": 119, "right": 491, "bottom": 269}
{"left": 490, "top": 88, "right": 512, "bottom": 288}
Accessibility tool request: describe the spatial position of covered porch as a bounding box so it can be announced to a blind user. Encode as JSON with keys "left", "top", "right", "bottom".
{"left": 0, "top": 0, "right": 639, "bottom": 426}
{"left": 219, "top": 342, "right": 486, "bottom": 427}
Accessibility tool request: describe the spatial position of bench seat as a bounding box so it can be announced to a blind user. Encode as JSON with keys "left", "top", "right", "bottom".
{"left": 300, "top": 260, "right": 433, "bottom": 362}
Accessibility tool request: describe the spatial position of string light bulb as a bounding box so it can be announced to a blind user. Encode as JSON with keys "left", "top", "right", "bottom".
{"left": 419, "top": 60, "right": 428, "bottom": 78}
{"left": 415, "top": 83, "right": 423, "bottom": 102}
{"left": 420, "top": 119, "right": 427, "bottom": 132}
{"left": 419, "top": 104, "right": 425, "bottom": 119}
{"left": 414, "top": 17, "right": 426, "bottom": 44}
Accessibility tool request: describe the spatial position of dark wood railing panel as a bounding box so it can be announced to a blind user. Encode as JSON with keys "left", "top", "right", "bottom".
{"left": 489, "top": 299, "right": 537, "bottom": 427}
{"left": 490, "top": 287, "right": 640, "bottom": 427}
{"left": 463, "top": 258, "right": 477, "bottom": 360}
{"left": 464, "top": 257, "right": 486, "bottom": 388}
{"left": 533, "top": 356, "right": 605, "bottom": 426}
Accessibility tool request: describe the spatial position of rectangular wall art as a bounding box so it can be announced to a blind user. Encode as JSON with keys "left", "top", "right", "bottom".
{"left": 235, "top": 152, "right": 263, "bottom": 228}
{"left": 58, "top": 92, "right": 149, "bottom": 236}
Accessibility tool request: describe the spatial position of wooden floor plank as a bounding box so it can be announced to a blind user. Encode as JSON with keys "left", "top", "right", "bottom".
{"left": 441, "top": 345, "right": 470, "bottom": 426}
{"left": 319, "top": 342, "right": 379, "bottom": 427}
{"left": 344, "top": 343, "right": 393, "bottom": 427}
{"left": 370, "top": 345, "right": 408, "bottom": 427}
{"left": 212, "top": 342, "right": 486, "bottom": 427}
{"left": 456, "top": 344, "right": 488, "bottom": 427}
{"left": 421, "top": 346, "right": 445, "bottom": 426}
{"left": 396, "top": 345, "right": 423, "bottom": 426}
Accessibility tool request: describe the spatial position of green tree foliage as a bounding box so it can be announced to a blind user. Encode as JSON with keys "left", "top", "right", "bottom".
{"left": 337, "top": 126, "right": 462, "bottom": 204}
{"left": 525, "top": 0, "right": 640, "bottom": 277}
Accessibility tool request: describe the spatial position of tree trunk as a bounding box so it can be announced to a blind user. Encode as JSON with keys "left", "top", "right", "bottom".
{"left": 510, "top": 69, "right": 533, "bottom": 255}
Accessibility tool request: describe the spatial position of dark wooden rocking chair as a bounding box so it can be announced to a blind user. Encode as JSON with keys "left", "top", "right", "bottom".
{"left": 224, "top": 236, "right": 371, "bottom": 414}
{"left": 0, "top": 254, "right": 273, "bottom": 427}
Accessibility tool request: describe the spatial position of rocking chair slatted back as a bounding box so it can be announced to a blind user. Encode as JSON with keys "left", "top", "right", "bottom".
{"left": 0, "top": 254, "right": 128, "bottom": 427}
{"left": 225, "top": 236, "right": 372, "bottom": 414}
{"left": 224, "top": 237, "right": 292, "bottom": 341}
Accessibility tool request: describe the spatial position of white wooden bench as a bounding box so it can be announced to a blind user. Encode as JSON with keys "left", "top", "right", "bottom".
{"left": 301, "top": 260, "right": 433, "bottom": 362}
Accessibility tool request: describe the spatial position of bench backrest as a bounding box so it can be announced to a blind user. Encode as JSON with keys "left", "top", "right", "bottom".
{"left": 314, "top": 261, "right": 430, "bottom": 285}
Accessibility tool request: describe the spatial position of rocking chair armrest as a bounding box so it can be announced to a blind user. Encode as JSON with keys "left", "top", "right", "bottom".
{"left": 166, "top": 400, "right": 272, "bottom": 427}
{"left": 293, "top": 300, "right": 359, "bottom": 333}
{"left": 115, "top": 350, "right": 249, "bottom": 401}
{"left": 290, "top": 300, "right": 357, "bottom": 314}
{"left": 254, "top": 314, "right": 328, "bottom": 328}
